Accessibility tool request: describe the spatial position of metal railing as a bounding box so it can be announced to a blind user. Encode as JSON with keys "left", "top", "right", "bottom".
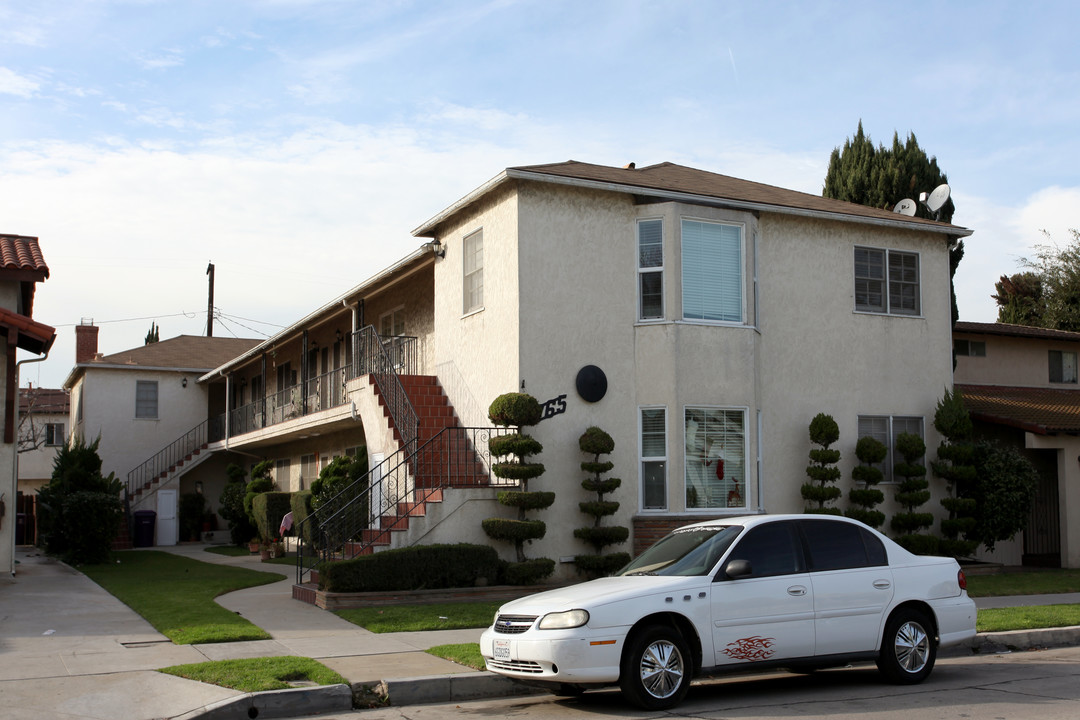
{"left": 294, "top": 425, "right": 515, "bottom": 584}
{"left": 126, "top": 419, "right": 208, "bottom": 499}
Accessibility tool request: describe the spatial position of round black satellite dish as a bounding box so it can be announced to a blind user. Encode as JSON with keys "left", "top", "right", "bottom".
{"left": 576, "top": 365, "right": 607, "bottom": 403}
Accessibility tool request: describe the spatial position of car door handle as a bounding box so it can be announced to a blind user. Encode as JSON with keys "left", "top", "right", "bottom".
{"left": 873, "top": 580, "right": 892, "bottom": 590}
{"left": 787, "top": 585, "right": 807, "bottom": 596}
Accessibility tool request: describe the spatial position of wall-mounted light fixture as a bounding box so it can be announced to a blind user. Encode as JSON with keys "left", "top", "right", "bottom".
{"left": 336, "top": 329, "right": 344, "bottom": 342}
{"left": 181, "top": 377, "right": 188, "bottom": 388}
{"left": 425, "top": 238, "right": 445, "bottom": 259}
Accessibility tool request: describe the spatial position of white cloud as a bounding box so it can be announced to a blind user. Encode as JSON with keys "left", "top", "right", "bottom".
{"left": 0, "top": 67, "right": 40, "bottom": 97}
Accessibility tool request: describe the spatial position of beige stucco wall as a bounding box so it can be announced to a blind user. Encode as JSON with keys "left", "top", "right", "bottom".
{"left": 954, "top": 332, "right": 1080, "bottom": 388}
{"left": 17, "top": 410, "right": 67, "bottom": 490}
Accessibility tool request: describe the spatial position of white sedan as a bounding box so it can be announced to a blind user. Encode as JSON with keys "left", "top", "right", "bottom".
{"left": 480, "top": 514, "right": 976, "bottom": 709}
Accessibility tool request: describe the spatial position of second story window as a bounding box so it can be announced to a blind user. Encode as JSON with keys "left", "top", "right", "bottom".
{"left": 463, "top": 229, "right": 484, "bottom": 314}
{"left": 682, "top": 219, "right": 743, "bottom": 323}
{"left": 45, "top": 422, "right": 65, "bottom": 446}
{"left": 1049, "top": 350, "right": 1078, "bottom": 384}
{"left": 638, "top": 219, "right": 663, "bottom": 320}
{"left": 855, "top": 247, "right": 920, "bottom": 316}
{"left": 955, "top": 339, "right": 987, "bottom": 357}
{"left": 135, "top": 380, "right": 158, "bottom": 419}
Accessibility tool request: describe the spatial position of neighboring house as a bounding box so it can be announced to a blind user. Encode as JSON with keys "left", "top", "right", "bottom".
{"left": 0, "top": 234, "right": 55, "bottom": 577}
{"left": 199, "top": 160, "right": 976, "bottom": 581}
{"left": 62, "top": 325, "right": 260, "bottom": 546}
{"left": 953, "top": 320, "right": 1080, "bottom": 569}
{"left": 16, "top": 386, "right": 69, "bottom": 545}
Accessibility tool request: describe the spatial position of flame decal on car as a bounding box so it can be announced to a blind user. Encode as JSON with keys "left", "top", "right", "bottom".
{"left": 723, "top": 636, "right": 776, "bottom": 661}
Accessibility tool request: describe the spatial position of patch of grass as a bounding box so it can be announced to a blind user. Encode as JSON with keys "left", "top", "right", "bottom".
{"left": 205, "top": 545, "right": 252, "bottom": 557}
{"left": 80, "top": 550, "right": 285, "bottom": 644}
{"left": 336, "top": 601, "right": 500, "bottom": 633}
{"left": 426, "top": 643, "right": 485, "bottom": 671}
{"left": 160, "top": 656, "right": 346, "bottom": 692}
{"left": 965, "top": 569, "right": 1080, "bottom": 598}
{"left": 977, "top": 603, "right": 1080, "bottom": 633}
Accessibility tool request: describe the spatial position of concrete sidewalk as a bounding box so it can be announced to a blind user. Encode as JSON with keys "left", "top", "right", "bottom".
{"left": 1, "top": 544, "right": 1078, "bottom": 720}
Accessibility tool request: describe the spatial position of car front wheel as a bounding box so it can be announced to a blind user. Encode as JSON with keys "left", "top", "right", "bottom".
{"left": 877, "top": 608, "right": 936, "bottom": 684}
{"left": 619, "top": 625, "right": 692, "bottom": 710}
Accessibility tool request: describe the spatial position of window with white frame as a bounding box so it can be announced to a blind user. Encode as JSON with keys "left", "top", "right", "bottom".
{"left": 684, "top": 407, "right": 746, "bottom": 509}
{"left": 954, "top": 339, "right": 986, "bottom": 357}
{"left": 274, "top": 458, "right": 291, "bottom": 488}
{"left": 854, "top": 247, "right": 920, "bottom": 315}
{"left": 463, "top": 229, "right": 484, "bottom": 313}
{"left": 682, "top": 219, "right": 743, "bottom": 323}
{"left": 640, "top": 407, "right": 667, "bottom": 510}
{"left": 638, "top": 219, "right": 663, "bottom": 320}
{"left": 857, "top": 415, "right": 924, "bottom": 483}
{"left": 379, "top": 307, "right": 406, "bottom": 338}
{"left": 45, "top": 422, "right": 65, "bottom": 446}
{"left": 300, "top": 454, "right": 317, "bottom": 491}
{"left": 135, "top": 380, "right": 158, "bottom": 419}
{"left": 1049, "top": 350, "right": 1078, "bottom": 384}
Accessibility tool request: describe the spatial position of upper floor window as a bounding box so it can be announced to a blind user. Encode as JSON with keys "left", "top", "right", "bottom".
{"left": 45, "top": 422, "right": 65, "bottom": 446}
{"left": 682, "top": 220, "right": 743, "bottom": 323}
{"left": 1049, "top": 350, "right": 1078, "bottom": 384}
{"left": 854, "top": 247, "right": 920, "bottom": 316}
{"left": 857, "top": 414, "right": 923, "bottom": 483}
{"left": 638, "top": 219, "right": 663, "bottom": 320}
{"left": 955, "top": 339, "right": 986, "bottom": 357}
{"left": 379, "top": 306, "right": 406, "bottom": 338}
{"left": 135, "top": 380, "right": 158, "bottom": 419}
{"left": 463, "top": 229, "right": 484, "bottom": 314}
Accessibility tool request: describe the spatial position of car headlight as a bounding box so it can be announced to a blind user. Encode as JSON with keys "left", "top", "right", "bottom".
{"left": 538, "top": 609, "right": 589, "bottom": 630}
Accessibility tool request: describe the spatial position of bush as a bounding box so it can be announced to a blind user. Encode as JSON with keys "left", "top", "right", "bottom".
{"left": 252, "top": 492, "right": 294, "bottom": 543}
{"left": 219, "top": 465, "right": 257, "bottom": 546}
{"left": 970, "top": 440, "right": 1039, "bottom": 552}
{"left": 802, "top": 413, "right": 842, "bottom": 513}
{"left": 574, "top": 426, "right": 628, "bottom": 578}
{"left": 481, "top": 518, "right": 546, "bottom": 544}
{"left": 54, "top": 490, "right": 124, "bottom": 564}
{"left": 291, "top": 491, "right": 314, "bottom": 544}
{"left": 503, "top": 558, "right": 556, "bottom": 586}
{"left": 319, "top": 544, "right": 501, "bottom": 592}
{"left": 488, "top": 393, "right": 542, "bottom": 427}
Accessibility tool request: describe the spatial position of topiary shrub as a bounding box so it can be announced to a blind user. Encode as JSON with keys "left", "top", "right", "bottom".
{"left": 179, "top": 492, "right": 208, "bottom": 542}
{"left": 483, "top": 392, "right": 554, "bottom": 584}
{"left": 319, "top": 543, "right": 502, "bottom": 592}
{"left": 573, "top": 426, "right": 630, "bottom": 578}
{"left": 891, "top": 432, "right": 937, "bottom": 554}
{"left": 845, "top": 435, "right": 887, "bottom": 529}
{"left": 291, "top": 491, "right": 314, "bottom": 545}
{"left": 801, "top": 413, "right": 842, "bottom": 515}
{"left": 932, "top": 388, "right": 979, "bottom": 558}
{"left": 219, "top": 463, "right": 257, "bottom": 546}
{"left": 244, "top": 460, "right": 275, "bottom": 536}
{"left": 252, "top": 492, "right": 294, "bottom": 544}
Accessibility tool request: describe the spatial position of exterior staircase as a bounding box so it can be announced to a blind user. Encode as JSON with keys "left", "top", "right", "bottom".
{"left": 125, "top": 420, "right": 213, "bottom": 511}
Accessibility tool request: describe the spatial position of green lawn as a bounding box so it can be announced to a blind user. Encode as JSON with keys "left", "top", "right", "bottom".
{"left": 160, "top": 656, "right": 346, "bottom": 692}
{"left": 81, "top": 550, "right": 286, "bottom": 644}
{"left": 977, "top": 604, "right": 1080, "bottom": 632}
{"left": 336, "top": 601, "right": 501, "bottom": 633}
{"left": 427, "top": 643, "right": 486, "bottom": 671}
{"left": 965, "top": 568, "right": 1080, "bottom": 598}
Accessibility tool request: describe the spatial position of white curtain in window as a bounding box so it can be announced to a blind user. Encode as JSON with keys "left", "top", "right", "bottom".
{"left": 684, "top": 408, "right": 745, "bottom": 509}
{"left": 682, "top": 220, "right": 742, "bottom": 322}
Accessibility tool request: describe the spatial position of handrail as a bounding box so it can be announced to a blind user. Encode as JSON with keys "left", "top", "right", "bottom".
{"left": 294, "top": 425, "right": 514, "bottom": 584}
{"left": 125, "top": 419, "right": 208, "bottom": 498}
{"left": 351, "top": 326, "right": 419, "bottom": 450}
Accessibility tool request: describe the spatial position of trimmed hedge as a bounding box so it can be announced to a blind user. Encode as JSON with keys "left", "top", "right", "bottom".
{"left": 290, "top": 491, "right": 314, "bottom": 544}
{"left": 252, "top": 492, "right": 294, "bottom": 542}
{"left": 503, "top": 558, "right": 556, "bottom": 586}
{"left": 319, "top": 544, "right": 501, "bottom": 592}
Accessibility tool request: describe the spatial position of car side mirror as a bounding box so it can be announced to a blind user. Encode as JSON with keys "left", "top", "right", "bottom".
{"left": 724, "top": 558, "right": 752, "bottom": 579}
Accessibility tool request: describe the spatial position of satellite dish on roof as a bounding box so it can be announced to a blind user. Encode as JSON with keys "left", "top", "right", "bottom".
{"left": 925, "top": 183, "right": 951, "bottom": 213}
{"left": 893, "top": 198, "right": 917, "bottom": 216}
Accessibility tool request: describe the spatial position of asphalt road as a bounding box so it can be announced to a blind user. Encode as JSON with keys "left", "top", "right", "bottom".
{"left": 301, "top": 645, "right": 1080, "bottom": 719}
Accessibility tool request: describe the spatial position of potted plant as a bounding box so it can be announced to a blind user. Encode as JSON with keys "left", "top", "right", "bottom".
{"left": 248, "top": 537, "right": 261, "bottom": 554}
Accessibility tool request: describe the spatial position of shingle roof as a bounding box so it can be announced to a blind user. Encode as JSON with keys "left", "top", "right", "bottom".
{"left": 956, "top": 383, "right": 1080, "bottom": 435}
{"left": 414, "top": 160, "right": 973, "bottom": 239}
{"left": 0, "top": 234, "right": 49, "bottom": 278}
{"left": 955, "top": 321, "right": 1080, "bottom": 343}
{"left": 19, "top": 387, "right": 69, "bottom": 414}
{"left": 90, "top": 335, "right": 263, "bottom": 371}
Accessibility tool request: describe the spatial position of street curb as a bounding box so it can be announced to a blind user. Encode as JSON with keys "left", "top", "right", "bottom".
{"left": 172, "top": 683, "right": 353, "bottom": 720}
{"left": 378, "top": 671, "right": 541, "bottom": 706}
{"left": 966, "top": 625, "right": 1080, "bottom": 654}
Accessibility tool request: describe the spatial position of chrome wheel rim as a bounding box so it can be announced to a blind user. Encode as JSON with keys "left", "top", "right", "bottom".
{"left": 639, "top": 639, "right": 685, "bottom": 699}
{"left": 894, "top": 620, "right": 929, "bottom": 673}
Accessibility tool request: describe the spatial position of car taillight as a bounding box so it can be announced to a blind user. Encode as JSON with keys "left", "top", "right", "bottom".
{"left": 957, "top": 569, "right": 968, "bottom": 591}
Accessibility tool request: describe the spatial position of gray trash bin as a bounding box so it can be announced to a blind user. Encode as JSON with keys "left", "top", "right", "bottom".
{"left": 133, "top": 510, "right": 156, "bottom": 547}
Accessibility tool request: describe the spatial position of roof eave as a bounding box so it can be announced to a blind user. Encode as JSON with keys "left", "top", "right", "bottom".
{"left": 412, "top": 170, "right": 511, "bottom": 238}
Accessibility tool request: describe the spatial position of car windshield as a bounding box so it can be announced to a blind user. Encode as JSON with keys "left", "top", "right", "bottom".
{"left": 616, "top": 525, "right": 741, "bottom": 577}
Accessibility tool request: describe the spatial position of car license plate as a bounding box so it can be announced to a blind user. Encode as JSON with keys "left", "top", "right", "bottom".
{"left": 494, "top": 639, "right": 511, "bottom": 660}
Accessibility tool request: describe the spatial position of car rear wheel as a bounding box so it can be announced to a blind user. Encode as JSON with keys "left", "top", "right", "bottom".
{"left": 877, "top": 608, "right": 936, "bottom": 684}
{"left": 619, "top": 625, "right": 691, "bottom": 710}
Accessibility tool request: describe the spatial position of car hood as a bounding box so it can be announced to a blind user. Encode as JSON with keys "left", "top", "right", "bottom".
{"left": 497, "top": 575, "right": 705, "bottom": 616}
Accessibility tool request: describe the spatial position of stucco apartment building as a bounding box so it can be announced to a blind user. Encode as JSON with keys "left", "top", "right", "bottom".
{"left": 188, "top": 160, "right": 977, "bottom": 580}
{"left": 16, "top": 386, "right": 69, "bottom": 545}
{"left": 0, "top": 234, "right": 55, "bottom": 576}
{"left": 953, "top": 321, "right": 1080, "bottom": 569}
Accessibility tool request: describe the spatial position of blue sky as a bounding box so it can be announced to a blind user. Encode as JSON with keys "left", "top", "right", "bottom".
{"left": 2, "top": 0, "right": 1078, "bottom": 389}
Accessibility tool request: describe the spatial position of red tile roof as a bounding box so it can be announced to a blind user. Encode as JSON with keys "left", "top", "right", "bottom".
{"left": 0, "top": 306, "right": 55, "bottom": 354}
{"left": 0, "top": 234, "right": 49, "bottom": 278}
{"left": 956, "top": 383, "right": 1080, "bottom": 435}
{"left": 19, "top": 387, "right": 69, "bottom": 414}
{"left": 954, "top": 321, "right": 1080, "bottom": 343}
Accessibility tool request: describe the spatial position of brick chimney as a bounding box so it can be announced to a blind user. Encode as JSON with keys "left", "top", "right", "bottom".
{"left": 75, "top": 319, "right": 99, "bottom": 364}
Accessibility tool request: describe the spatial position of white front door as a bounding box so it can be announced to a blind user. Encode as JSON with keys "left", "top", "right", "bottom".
{"left": 369, "top": 453, "right": 386, "bottom": 525}
{"left": 156, "top": 489, "right": 177, "bottom": 546}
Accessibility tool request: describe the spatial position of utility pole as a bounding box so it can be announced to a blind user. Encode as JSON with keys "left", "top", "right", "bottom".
{"left": 206, "top": 262, "right": 215, "bottom": 337}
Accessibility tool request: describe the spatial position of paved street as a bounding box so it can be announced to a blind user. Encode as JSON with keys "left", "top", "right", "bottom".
{"left": 302, "top": 645, "right": 1080, "bottom": 720}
